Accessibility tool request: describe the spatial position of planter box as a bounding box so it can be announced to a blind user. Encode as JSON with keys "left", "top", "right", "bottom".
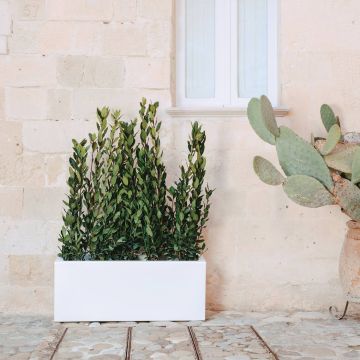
{"left": 54, "top": 257, "right": 206, "bottom": 322}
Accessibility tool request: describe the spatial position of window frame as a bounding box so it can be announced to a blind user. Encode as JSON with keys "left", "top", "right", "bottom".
{"left": 176, "top": 0, "right": 279, "bottom": 108}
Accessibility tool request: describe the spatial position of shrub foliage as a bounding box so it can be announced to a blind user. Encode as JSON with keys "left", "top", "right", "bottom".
{"left": 59, "top": 99, "right": 213, "bottom": 260}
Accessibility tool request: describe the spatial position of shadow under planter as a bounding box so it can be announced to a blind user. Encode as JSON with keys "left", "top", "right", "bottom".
{"left": 54, "top": 257, "right": 206, "bottom": 322}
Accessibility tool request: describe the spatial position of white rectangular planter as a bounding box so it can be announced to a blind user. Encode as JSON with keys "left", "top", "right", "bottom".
{"left": 54, "top": 257, "right": 206, "bottom": 322}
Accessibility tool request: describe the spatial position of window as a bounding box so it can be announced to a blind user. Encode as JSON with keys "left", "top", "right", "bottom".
{"left": 176, "top": 0, "right": 278, "bottom": 107}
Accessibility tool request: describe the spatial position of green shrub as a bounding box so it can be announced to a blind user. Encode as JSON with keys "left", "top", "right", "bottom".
{"left": 59, "top": 99, "right": 213, "bottom": 261}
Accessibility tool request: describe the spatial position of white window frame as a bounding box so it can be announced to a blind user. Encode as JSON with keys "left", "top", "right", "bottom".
{"left": 176, "top": 0, "right": 278, "bottom": 108}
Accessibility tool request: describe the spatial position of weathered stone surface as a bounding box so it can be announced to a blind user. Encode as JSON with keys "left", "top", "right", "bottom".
{"left": 0, "top": 35, "right": 7, "bottom": 54}
{"left": 8, "top": 21, "right": 41, "bottom": 54}
{"left": 0, "top": 1, "right": 11, "bottom": 35}
{"left": 22, "top": 120, "right": 94, "bottom": 153}
{"left": 22, "top": 187, "right": 64, "bottom": 220}
{"left": 47, "top": 89, "right": 71, "bottom": 121}
{"left": 11, "top": 0, "right": 45, "bottom": 20}
{"left": 0, "top": 187, "right": 23, "bottom": 217}
{"left": 46, "top": 0, "right": 113, "bottom": 21}
{"left": 56, "top": 56, "right": 125, "bottom": 88}
{"left": 132, "top": 324, "right": 193, "bottom": 360}
{"left": 9, "top": 255, "right": 55, "bottom": 286}
{"left": 6, "top": 88, "right": 47, "bottom": 120}
{"left": 52, "top": 327, "right": 127, "bottom": 359}
{"left": 0, "top": 55, "right": 56, "bottom": 87}
{"left": 124, "top": 57, "right": 170, "bottom": 89}
{"left": 137, "top": 0, "right": 172, "bottom": 20}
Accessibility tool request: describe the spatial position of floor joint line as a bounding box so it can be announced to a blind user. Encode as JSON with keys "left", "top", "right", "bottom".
{"left": 187, "top": 326, "right": 203, "bottom": 360}
{"left": 49, "top": 327, "right": 68, "bottom": 360}
{"left": 250, "top": 325, "right": 279, "bottom": 360}
{"left": 125, "top": 326, "right": 133, "bottom": 360}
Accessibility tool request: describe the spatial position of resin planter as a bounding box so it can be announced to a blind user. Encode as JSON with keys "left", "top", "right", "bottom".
{"left": 54, "top": 257, "right": 206, "bottom": 322}
{"left": 339, "top": 221, "right": 360, "bottom": 303}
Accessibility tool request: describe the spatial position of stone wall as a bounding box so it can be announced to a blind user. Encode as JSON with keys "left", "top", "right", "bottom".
{"left": 0, "top": 0, "right": 358, "bottom": 314}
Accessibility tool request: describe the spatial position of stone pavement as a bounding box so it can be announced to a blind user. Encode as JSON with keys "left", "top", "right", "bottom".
{"left": 1, "top": 311, "right": 360, "bottom": 359}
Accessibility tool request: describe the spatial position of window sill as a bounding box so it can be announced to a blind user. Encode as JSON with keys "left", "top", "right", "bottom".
{"left": 166, "top": 107, "right": 289, "bottom": 118}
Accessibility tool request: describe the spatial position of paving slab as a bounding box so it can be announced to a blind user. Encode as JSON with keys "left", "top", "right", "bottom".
{"left": 0, "top": 315, "right": 54, "bottom": 360}
{"left": 256, "top": 318, "right": 360, "bottom": 359}
{"left": 131, "top": 324, "right": 194, "bottom": 360}
{"left": 194, "top": 326, "right": 273, "bottom": 359}
{"left": 52, "top": 327, "right": 127, "bottom": 359}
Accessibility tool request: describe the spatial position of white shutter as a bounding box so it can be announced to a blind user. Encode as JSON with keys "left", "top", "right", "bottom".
{"left": 237, "top": 0, "right": 268, "bottom": 98}
{"left": 185, "top": 0, "right": 215, "bottom": 99}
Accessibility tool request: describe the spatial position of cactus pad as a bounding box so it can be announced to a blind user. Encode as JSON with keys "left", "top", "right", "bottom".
{"left": 283, "top": 175, "right": 334, "bottom": 208}
{"left": 324, "top": 143, "right": 360, "bottom": 173}
{"left": 334, "top": 177, "right": 360, "bottom": 221}
{"left": 253, "top": 156, "right": 284, "bottom": 185}
{"left": 320, "top": 104, "right": 338, "bottom": 132}
{"left": 276, "top": 126, "right": 333, "bottom": 190}
{"left": 351, "top": 148, "right": 360, "bottom": 184}
{"left": 260, "top": 95, "right": 280, "bottom": 137}
{"left": 320, "top": 124, "right": 341, "bottom": 155}
{"left": 247, "top": 98, "right": 276, "bottom": 145}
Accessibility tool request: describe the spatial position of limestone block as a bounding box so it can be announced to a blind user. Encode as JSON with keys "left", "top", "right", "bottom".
{"left": 8, "top": 21, "right": 41, "bottom": 54}
{"left": 0, "top": 187, "right": 23, "bottom": 217}
{"left": 56, "top": 55, "right": 85, "bottom": 87}
{"left": 57, "top": 56, "right": 125, "bottom": 88}
{"left": 72, "top": 88, "right": 171, "bottom": 121}
{"left": 22, "top": 120, "right": 95, "bottom": 153}
{"left": 0, "top": 1, "right": 11, "bottom": 35}
{"left": 82, "top": 57, "right": 125, "bottom": 88}
{"left": 45, "top": 154, "right": 67, "bottom": 186}
{"left": 9, "top": 255, "right": 55, "bottom": 286}
{"left": 47, "top": 89, "right": 71, "bottom": 121}
{"left": 137, "top": 0, "right": 172, "bottom": 20}
{"left": 113, "top": 0, "right": 136, "bottom": 21}
{"left": 11, "top": 0, "right": 45, "bottom": 20}
{"left": 0, "top": 218, "right": 61, "bottom": 255}
{"left": 0, "top": 35, "right": 7, "bottom": 54}
{"left": 124, "top": 57, "right": 170, "bottom": 89}
{"left": 38, "top": 22, "right": 104, "bottom": 55}
{"left": 0, "top": 154, "right": 46, "bottom": 187}
{"left": 103, "top": 22, "right": 147, "bottom": 56}
{"left": 5, "top": 88, "right": 47, "bottom": 119}
{"left": 0, "top": 55, "right": 57, "bottom": 87}
{"left": 0, "top": 255, "right": 8, "bottom": 285}
{"left": 0, "top": 284, "right": 53, "bottom": 314}
{"left": 23, "top": 187, "right": 65, "bottom": 221}
{"left": 0, "top": 88, "right": 4, "bottom": 120}
{"left": 0, "top": 121, "right": 22, "bottom": 156}
{"left": 46, "top": 0, "right": 113, "bottom": 21}
{"left": 146, "top": 21, "right": 172, "bottom": 58}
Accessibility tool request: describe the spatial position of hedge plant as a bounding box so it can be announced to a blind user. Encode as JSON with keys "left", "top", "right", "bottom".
{"left": 59, "top": 99, "right": 213, "bottom": 261}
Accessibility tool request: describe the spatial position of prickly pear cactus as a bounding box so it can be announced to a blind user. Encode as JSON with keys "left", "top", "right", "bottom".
{"left": 247, "top": 98, "right": 276, "bottom": 145}
{"left": 253, "top": 156, "right": 284, "bottom": 185}
{"left": 283, "top": 175, "right": 334, "bottom": 208}
{"left": 334, "top": 177, "right": 360, "bottom": 221}
{"left": 321, "top": 104, "right": 339, "bottom": 132}
{"left": 351, "top": 148, "right": 360, "bottom": 184}
{"left": 275, "top": 126, "right": 333, "bottom": 190}
{"left": 247, "top": 95, "right": 360, "bottom": 221}
{"left": 320, "top": 124, "right": 341, "bottom": 155}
